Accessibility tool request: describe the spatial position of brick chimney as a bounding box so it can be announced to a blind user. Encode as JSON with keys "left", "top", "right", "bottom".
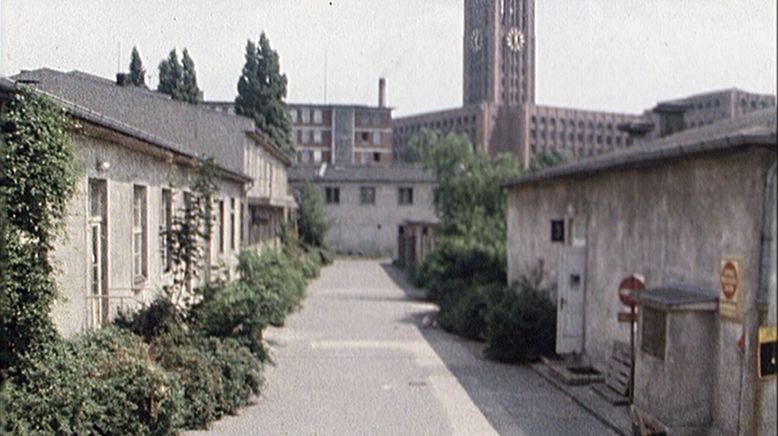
{"left": 116, "top": 73, "right": 130, "bottom": 86}
{"left": 378, "top": 78, "right": 386, "bottom": 108}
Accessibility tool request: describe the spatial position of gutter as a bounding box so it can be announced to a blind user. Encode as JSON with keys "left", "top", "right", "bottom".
{"left": 502, "top": 131, "right": 777, "bottom": 189}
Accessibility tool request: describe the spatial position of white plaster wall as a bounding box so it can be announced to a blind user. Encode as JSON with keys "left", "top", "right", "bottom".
{"left": 51, "top": 133, "right": 245, "bottom": 337}
{"left": 320, "top": 181, "right": 437, "bottom": 258}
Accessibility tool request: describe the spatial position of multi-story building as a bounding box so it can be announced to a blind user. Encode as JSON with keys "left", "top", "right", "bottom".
{"left": 204, "top": 79, "right": 394, "bottom": 166}
{"left": 6, "top": 68, "right": 295, "bottom": 335}
{"left": 393, "top": 0, "right": 776, "bottom": 167}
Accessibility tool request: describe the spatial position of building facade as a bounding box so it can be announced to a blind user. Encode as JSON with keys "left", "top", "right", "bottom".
{"left": 289, "top": 164, "right": 437, "bottom": 258}
{"left": 504, "top": 109, "right": 777, "bottom": 434}
{"left": 7, "top": 68, "right": 295, "bottom": 336}
{"left": 393, "top": 0, "right": 776, "bottom": 167}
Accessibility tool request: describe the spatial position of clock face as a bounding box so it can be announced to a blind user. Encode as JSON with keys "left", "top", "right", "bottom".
{"left": 505, "top": 27, "right": 525, "bottom": 52}
{"left": 471, "top": 29, "right": 483, "bottom": 52}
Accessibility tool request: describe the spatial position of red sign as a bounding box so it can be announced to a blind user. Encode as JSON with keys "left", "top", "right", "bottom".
{"left": 720, "top": 261, "right": 738, "bottom": 300}
{"left": 618, "top": 275, "right": 645, "bottom": 307}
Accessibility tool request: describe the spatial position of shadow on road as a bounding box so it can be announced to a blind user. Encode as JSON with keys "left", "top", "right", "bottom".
{"left": 379, "top": 261, "right": 543, "bottom": 436}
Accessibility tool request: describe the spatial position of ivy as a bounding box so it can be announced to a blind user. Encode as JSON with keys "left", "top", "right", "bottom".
{"left": 0, "top": 88, "right": 79, "bottom": 373}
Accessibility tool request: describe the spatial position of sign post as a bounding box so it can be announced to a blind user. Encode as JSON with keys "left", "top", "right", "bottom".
{"left": 617, "top": 275, "right": 645, "bottom": 403}
{"left": 719, "top": 258, "right": 743, "bottom": 321}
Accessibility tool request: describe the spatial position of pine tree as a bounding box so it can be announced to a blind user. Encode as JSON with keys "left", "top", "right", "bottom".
{"left": 180, "top": 49, "right": 201, "bottom": 103}
{"left": 128, "top": 46, "right": 147, "bottom": 87}
{"left": 235, "top": 33, "right": 294, "bottom": 158}
{"left": 157, "top": 49, "right": 182, "bottom": 98}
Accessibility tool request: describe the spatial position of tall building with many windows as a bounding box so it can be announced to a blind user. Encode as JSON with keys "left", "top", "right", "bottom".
{"left": 393, "top": 0, "right": 775, "bottom": 166}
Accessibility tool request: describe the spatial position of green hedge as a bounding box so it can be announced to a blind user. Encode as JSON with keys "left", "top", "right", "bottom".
{"left": 2, "top": 328, "right": 183, "bottom": 435}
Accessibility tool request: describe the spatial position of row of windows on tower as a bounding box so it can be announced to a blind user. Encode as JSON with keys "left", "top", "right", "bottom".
{"left": 532, "top": 116, "right": 621, "bottom": 132}
{"left": 531, "top": 130, "right": 624, "bottom": 147}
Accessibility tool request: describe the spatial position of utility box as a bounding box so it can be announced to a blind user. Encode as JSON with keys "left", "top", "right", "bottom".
{"left": 633, "top": 285, "right": 718, "bottom": 434}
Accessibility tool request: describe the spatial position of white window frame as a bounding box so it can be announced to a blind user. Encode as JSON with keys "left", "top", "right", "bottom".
{"left": 132, "top": 185, "right": 148, "bottom": 284}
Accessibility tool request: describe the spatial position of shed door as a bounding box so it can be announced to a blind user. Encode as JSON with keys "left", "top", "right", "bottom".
{"left": 556, "top": 246, "right": 586, "bottom": 354}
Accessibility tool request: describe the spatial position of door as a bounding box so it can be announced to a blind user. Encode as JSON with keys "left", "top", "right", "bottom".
{"left": 556, "top": 245, "right": 587, "bottom": 354}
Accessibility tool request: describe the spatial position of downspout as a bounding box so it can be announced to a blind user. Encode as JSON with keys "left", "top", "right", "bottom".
{"left": 737, "top": 158, "right": 777, "bottom": 435}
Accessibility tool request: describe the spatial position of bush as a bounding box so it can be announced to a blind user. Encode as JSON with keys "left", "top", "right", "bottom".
{"left": 414, "top": 236, "right": 506, "bottom": 304}
{"left": 237, "top": 249, "right": 306, "bottom": 321}
{"left": 114, "top": 297, "right": 185, "bottom": 342}
{"left": 2, "top": 328, "right": 183, "bottom": 436}
{"left": 482, "top": 281, "right": 557, "bottom": 363}
{"left": 436, "top": 284, "right": 496, "bottom": 342}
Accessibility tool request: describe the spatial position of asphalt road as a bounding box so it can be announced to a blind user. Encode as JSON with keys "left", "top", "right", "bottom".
{"left": 186, "top": 259, "right": 615, "bottom": 436}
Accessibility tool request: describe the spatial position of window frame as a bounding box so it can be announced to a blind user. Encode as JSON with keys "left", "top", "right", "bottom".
{"left": 132, "top": 185, "right": 148, "bottom": 285}
{"left": 360, "top": 186, "right": 376, "bottom": 205}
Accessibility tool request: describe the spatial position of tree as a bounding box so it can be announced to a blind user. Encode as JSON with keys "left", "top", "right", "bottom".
{"left": 296, "top": 182, "right": 329, "bottom": 248}
{"left": 235, "top": 33, "right": 295, "bottom": 158}
{"left": 157, "top": 49, "right": 182, "bottom": 98}
{"left": 157, "top": 49, "right": 200, "bottom": 103}
{"left": 128, "top": 46, "right": 147, "bottom": 87}
{"left": 180, "top": 49, "right": 201, "bottom": 103}
{"left": 528, "top": 148, "right": 570, "bottom": 173}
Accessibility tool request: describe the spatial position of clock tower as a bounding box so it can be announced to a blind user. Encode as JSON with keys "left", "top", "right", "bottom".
{"left": 464, "top": 0, "right": 535, "bottom": 107}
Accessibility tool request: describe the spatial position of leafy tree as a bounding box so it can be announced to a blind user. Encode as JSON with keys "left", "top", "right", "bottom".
{"left": 128, "top": 46, "right": 147, "bottom": 87}
{"left": 157, "top": 49, "right": 200, "bottom": 103}
{"left": 180, "top": 49, "right": 201, "bottom": 103}
{"left": 528, "top": 148, "right": 570, "bottom": 173}
{"left": 235, "top": 33, "right": 295, "bottom": 158}
{"left": 296, "top": 182, "right": 329, "bottom": 248}
{"left": 157, "top": 49, "right": 182, "bottom": 98}
{"left": 408, "top": 129, "right": 522, "bottom": 243}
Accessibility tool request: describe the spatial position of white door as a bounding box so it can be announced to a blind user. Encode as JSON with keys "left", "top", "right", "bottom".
{"left": 556, "top": 246, "right": 587, "bottom": 354}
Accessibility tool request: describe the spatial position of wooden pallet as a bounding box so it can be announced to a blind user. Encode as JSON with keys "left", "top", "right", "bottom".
{"left": 592, "top": 341, "right": 632, "bottom": 405}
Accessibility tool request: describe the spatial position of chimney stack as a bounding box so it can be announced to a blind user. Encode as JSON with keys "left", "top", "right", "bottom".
{"left": 116, "top": 73, "right": 130, "bottom": 86}
{"left": 378, "top": 78, "right": 386, "bottom": 108}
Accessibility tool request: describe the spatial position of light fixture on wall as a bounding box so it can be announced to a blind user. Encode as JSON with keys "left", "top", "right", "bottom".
{"left": 96, "top": 159, "right": 110, "bottom": 172}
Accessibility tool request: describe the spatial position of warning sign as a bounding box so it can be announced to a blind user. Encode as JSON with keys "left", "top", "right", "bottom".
{"left": 719, "top": 258, "right": 742, "bottom": 320}
{"left": 759, "top": 326, "right": 777, "bottom": 379}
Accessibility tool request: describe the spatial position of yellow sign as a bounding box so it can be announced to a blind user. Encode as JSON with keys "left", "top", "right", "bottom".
{"left": 719, "top": 258, "right": 742, "bottom": 320}
{"left": 758, "top": 326, "right": 777, "bottom": 379}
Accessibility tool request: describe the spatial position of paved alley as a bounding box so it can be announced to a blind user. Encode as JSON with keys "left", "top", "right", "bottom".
{"left": 187, "top": 260, "right": 616, "bottom": 436}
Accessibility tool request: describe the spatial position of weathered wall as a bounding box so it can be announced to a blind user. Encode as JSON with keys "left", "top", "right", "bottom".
{"left": 51, "top": 132, "right": 245, "bottom": 337}
{"left": 318, "top": 181, "right": 437, "bottom": 257}
{"left": 506, "top": 147, "right": 776, "bottom": 432}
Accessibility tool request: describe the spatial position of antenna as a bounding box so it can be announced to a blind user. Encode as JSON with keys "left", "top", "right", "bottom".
{"left": 324, "top": 49, "right": 328, "bottom": 103}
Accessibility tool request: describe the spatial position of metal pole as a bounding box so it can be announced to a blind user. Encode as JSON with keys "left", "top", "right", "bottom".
{"left": 630, "top": 305, "right": 635, "bottom": 403}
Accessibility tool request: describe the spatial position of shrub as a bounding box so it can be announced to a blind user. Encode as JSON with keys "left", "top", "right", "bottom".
{"left": 482, "top": 280, "right": 557, "bottom": 363}
{"left": 436, "top": 284, "right": 497, "bottom": 342}
{"left": 414, "top": 236, "right": 506, "bottom": 304}
{"left": 114, "top": 296, "right": 185, "bottom": 342}
{"left": 208, "top": 337, "right": 263, "bottom": 415}
{"left": 237, "top": 249, "right": 306, "bottom": 321}
{"left": 296, "top": 182, "right": 330, "bottom": 249}
{"left": 2, "top": 328, "right": 183, "bottom": 436}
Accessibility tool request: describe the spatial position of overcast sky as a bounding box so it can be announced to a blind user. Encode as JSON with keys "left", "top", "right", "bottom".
{"left": 1, "top": 0, "right": 775, "bottom": 116}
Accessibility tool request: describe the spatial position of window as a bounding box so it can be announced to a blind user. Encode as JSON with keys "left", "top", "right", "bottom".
{"left": 89, "top": 179, "right": 108, "bottom": 326}
{"left": 641, "top": 307, "right": 667, "bottom": 359}
{"left": 301, "top": 129, "right": 311, "bottom": 144}
{"left": 132, "top": 185, "right": 147, "bottom": 283}
{"left": 325, "top": 187, "right": 340, "bottom": 204}
{"left": 314, "top": 150, "right": 322, "bottom": 164}
{"left": 230, "top": 198, "right": 237, "bottom": 251}
{"left": 372, "top": 132, "right": 381, "bottom": 145}
{"left": 314, "top": 129, "right": 323, "bottom": 144}
{"left": 313, "top": 109, "right": 323, "bottom": 124}
{"left": 301, "top": 108, "right": 311, "bottom": 123}
{"left": 161, "top": 188, "right": 172, "bottom": 271}
{"left": 360, "top": 187, "right": 376, "bottom": 205}
{"left": 550, "top": 219, "right": 565, "bottom": 243}
{"left": 373, "top": 152, "right": 381, "bottom": 162}
{"left": 360, "top": 113, "right": 369, "bottom": 125}
{"left": 398, "top": 187, "right": 413, "bottom": 205}
{"left": 360, "top": 132, "right": 369, "bottom": 143}
{"left": 218, "top": 200, "right": 225, "bottom": 254}
{"left": 289, "top": 109, "right": 298, "bottom": 123}
{"left": 372, "top": 113, "right": 381, "bottom": 126}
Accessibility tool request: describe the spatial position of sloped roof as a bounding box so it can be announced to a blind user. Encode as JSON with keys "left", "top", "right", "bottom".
{"left": 504, "top": 107, "right": 777, "bottom": 188}
{"left": 11, "top": 68, "right": 275, "bottom": 174}
{"left": 289, "top": 163, "right": 436, "bottom": 184}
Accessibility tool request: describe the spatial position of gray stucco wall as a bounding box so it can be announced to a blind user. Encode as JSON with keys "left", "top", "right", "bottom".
{"left": 51, "top": 132, "right": 245, "bottom": 337}
{"left": 506, "top": 147, "right": 776, "bottom": 433}
{"left": 315, "top": 181, "right": 437, "bottom": 257}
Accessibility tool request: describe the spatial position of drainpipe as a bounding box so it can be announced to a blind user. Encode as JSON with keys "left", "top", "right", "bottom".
{"left": 737, "top": 159, "right": 777, "bottom": 435}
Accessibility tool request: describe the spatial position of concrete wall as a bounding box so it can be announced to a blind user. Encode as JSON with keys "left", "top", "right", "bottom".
{"left": 506, "top": 147, "right": 776, "bottom": 433}
{"left": 51, "top": 130, "right": 245, "bottom": 337}
{"left": 313, "top": 181, "right": 437, "bottom": 258}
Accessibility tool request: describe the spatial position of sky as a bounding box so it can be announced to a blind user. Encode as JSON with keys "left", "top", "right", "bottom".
{"left": 1, "top": 0, "right": 775, "bottom": 117}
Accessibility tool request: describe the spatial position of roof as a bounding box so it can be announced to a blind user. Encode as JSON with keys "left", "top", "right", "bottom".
{"left": 504, "top": 107, "right": 777, "bottom": 188}
{"left": 2, "top": 75, "right": 251, "bottom": 183}
{"left": 636, "top": 284, "right": 718, "bottom": 311}
{"left": 289, "top": 163, "right": 436, "bottom": 184}
{"left": 10, "top": 68, "right": 289, "bottom": 173}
